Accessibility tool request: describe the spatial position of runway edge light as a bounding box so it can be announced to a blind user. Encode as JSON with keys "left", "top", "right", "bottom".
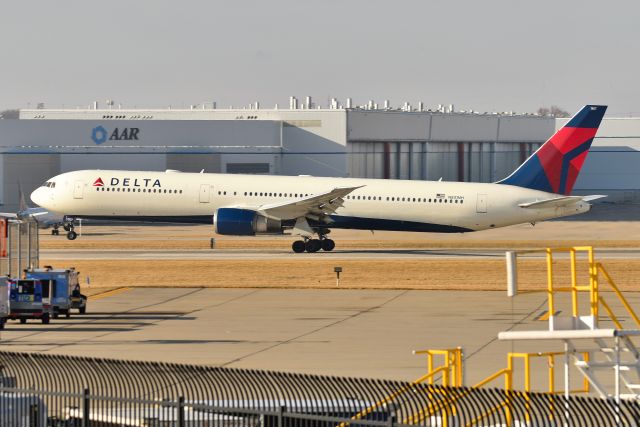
{"left": 506, "top": 251, "right": 517, "bottom": 297}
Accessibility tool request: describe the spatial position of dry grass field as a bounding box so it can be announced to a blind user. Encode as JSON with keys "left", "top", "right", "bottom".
{"left": 38, "top": 222, "right": 640, "bottom": 291}
{"left": 36, "top": 258, "right": 640, "bottom": 292}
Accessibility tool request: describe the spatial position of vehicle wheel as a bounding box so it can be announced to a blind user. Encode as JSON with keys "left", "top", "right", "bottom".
{"left": 51, "top": 229, "right": 57, "bottom": 235}
{"left": 292, "top": 240, "right": 306, "bottom": 253}
{"left": 79, "top": 306, "right": 86, "bottom": 314}
{"left": 305, "top": 239, "right": 321, "bottom": 253}
{"left": 67, "top": 230, "right": 78, "bottom": 240}
{"left": 321, "top": 239, "right": 336, "bottom": 251}
{"left": 0, "top": 319, "right": 5, "bottom": 329}
{"left": 42, "top": 314, "right": 50, "bottom": 324}
{"left": 65, "top": 310, "right": 70, "bottom": 318}
{"left": 53, "top": 311, "right": 59, "bottom": 319}
{"left": 19, "top": 318, "right": 27, "bottom": 324}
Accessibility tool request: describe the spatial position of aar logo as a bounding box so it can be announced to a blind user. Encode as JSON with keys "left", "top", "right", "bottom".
{"left": 93, "top": 177, "right": 104, "bottom": 187}
{"left": 91, "top": 125, "right": 141, "bottom": 145}
{"left": 91, "top": 126, "right": 108, "bottom": 145}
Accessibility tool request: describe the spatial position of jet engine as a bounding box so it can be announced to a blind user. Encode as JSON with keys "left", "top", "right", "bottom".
{"left": 214, "top": 208, "right": 282, "bottom": 235}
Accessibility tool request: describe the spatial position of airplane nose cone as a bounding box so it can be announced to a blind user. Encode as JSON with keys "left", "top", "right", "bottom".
{"left": 30, "top": 187, "right": 46, "bottom": 207}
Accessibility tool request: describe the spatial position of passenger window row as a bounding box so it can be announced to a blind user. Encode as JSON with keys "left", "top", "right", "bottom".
{"left": 345, "top": 195, "right": 464, "bottom": 204}
{"left": 96, "top": 187, "right": 183, "bottom": 194}
{"left": 209, "top": 190, "right": 463, "bottom": 204}
{"left": 216, "top": 191, "right": 313, "bottom": 198}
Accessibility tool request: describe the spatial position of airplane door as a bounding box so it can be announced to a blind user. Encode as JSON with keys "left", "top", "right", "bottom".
{"left": 199, "top": 184, "right": 210, "bottom": 203}
{"left": 73, "top": 181, "right": 84, "bottom": 199}
{"left": 476, "top": 194, "right": 487, "bottom": 213}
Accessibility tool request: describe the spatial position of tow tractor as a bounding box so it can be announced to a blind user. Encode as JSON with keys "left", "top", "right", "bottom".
{"left": 8, "top": 279, "right": 53, "bottom": 324}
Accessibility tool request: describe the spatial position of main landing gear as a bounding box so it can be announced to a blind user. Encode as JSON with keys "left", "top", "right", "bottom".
{"left": 291, "top": 236, "right": 336, "bottom": 253}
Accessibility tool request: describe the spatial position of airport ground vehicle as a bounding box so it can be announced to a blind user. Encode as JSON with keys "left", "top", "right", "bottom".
{"left": 8, "top": 279, "right": 52, "bottom": 324}
{"left": 26, "top": 268, "right": 85, "bottom": 317}
{"left": 0, "top": 278, "right": 8, "bottom": 329}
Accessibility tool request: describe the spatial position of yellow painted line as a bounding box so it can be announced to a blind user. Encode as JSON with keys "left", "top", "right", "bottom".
{"left": 534, "top": 310, "right": 548, "bottom": 321}
{"left": 536, "top": 310, "right": 561, "bottom": 321}
{"left": 89, "top": 287, "right": 132, "bottom": 300}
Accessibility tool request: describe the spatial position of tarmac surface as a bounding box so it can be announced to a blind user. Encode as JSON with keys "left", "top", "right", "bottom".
{"left": 1, "top": 286, "right": 636, "bottom": 390}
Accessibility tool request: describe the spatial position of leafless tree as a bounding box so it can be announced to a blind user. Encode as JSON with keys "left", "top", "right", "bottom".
{"left": 0, "top": 109, "right": 19, "bottom": 119}
{"left": 537, "top": 106, "right": 570, "bottom": 118}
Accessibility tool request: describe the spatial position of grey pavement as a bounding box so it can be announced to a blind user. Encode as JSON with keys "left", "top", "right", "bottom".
{"left": 2, "top": 287, "right": 637, "bottom": 391}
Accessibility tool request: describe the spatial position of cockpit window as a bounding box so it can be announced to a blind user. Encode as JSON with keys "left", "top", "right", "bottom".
{"left": 42, "top": 181, "right": 56, "bottom": 188}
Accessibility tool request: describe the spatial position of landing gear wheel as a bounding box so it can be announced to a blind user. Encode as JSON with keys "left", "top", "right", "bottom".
{"left": 305, "top": 239, "right": 321, "bottom": 253}
{"left": 321, "top": 239, "right": 335, "bottom": 251}
{"left": 292, "top": 240, "right": 306, "bottom": 253}
{"left": 63, "top": 224, "right": 72, "bottom": 232}
{"left": 67, "top": 230, "right": 78, "bottom": 240}
{"left": 52, "top": 228, "right": 59, "bottom": 236}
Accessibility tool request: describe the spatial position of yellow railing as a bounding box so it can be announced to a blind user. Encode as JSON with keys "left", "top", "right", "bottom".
{"left": 377, "top": 247, "right": 640, "bottom": 427}
{"left": 597, "top": 262, "right": 640, "bottom": 328}
{"left": 541, "top": 246, "right": 640, "bottom": 329}
{"left": 413, "top": 347, "right": 463, "bottom": 387}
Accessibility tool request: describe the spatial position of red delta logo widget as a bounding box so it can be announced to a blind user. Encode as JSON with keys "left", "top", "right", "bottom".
{"left": 93, "top": 178, "right": 104, "bottom": 187}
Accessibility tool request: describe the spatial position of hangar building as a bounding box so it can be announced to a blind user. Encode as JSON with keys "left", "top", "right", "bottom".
{"left": 0, "top": 98, "right": 635, "bottom": 211}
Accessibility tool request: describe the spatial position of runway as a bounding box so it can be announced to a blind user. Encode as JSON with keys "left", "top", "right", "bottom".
{"left": 41, "top": 247, "right": 640, "bottom": 260}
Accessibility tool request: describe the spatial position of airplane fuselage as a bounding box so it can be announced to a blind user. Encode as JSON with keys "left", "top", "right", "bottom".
{"left": 31, "top": 170, "right": 590, "bottom": 233}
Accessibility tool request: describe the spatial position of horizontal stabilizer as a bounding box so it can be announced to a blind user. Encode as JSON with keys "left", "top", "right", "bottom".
{"left": 519, "top": 195, "right": 605, "bottom": 209}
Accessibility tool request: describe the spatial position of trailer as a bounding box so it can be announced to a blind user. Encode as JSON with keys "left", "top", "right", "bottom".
{"left": 8, "top": 279, "right": 53, "bottom": 324}
{"left": 0, "top": 277, "right": 8, "bottom": 329}
{"left": 26, "top": 268, "right": 85, "bottom": 317}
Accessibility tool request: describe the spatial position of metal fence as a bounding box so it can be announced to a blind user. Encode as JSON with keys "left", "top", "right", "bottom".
{"left": 0, "top": 351, "right": 639, "bottom": 426}
{"left": 0, "top": 219, "right": 39, "bottom": 278}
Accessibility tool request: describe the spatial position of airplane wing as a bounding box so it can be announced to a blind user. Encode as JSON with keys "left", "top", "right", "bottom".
{"left": 233, "top": 186, "right": 363, "bottom": 223}
{"left": 519, "top": 195, "right": 606, "bottom": 209}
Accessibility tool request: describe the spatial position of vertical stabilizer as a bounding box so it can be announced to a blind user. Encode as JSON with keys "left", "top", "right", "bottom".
{"left": 498, "top": 105, "right": 607, "bottom": 195}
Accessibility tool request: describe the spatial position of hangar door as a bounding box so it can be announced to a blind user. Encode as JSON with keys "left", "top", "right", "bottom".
{"left": 199, "top": 184, "right": 211, "bottom": 203}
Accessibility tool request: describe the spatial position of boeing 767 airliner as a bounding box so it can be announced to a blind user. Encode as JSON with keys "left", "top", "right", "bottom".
{"left": 31, "top": 105, "right": 607, "bottom": 252}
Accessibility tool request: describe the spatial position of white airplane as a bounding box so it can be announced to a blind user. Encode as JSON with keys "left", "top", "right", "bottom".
{"left": 31, "top": 105, "right": 607, "bottom": 253}
{"left": 1, "top": 188, "right": 78, "bottom": 239}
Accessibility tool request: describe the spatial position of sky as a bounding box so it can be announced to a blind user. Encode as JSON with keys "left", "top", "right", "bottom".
{"left": 1, "top": 0, "right": 639, "bottom": 115}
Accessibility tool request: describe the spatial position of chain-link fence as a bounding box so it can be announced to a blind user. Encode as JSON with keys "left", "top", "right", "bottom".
{"left": 0, "top": 351, "right": 639, "bottom": 426}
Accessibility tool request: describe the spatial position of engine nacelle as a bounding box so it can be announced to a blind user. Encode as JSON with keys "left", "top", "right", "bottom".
{"left": 214, "top": 208, "right": 282, "bottom": 236}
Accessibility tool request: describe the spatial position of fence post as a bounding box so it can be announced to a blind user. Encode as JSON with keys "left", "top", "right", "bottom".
{"left": 278, "top": 405, "right": 286, "bottom": 427}
{"left": 387, "top": 411, "right": 397, "bottom": 427}
{"left": 83, "top": 388, "right": 90, "bottom": 427}
{"left": 178, "top": 396, "right": 185, "bottom": 427}
{"left": 29, "top": 403, "right": 39, "bottom": 427}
